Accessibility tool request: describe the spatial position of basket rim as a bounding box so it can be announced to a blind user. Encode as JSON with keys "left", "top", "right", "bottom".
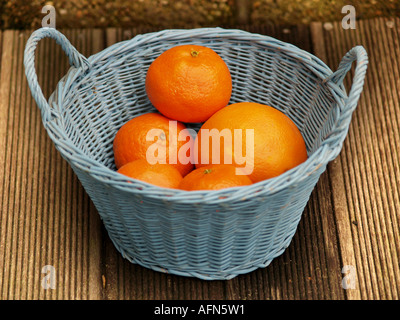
{"left": 90, "top": 27, "right": 336, "bottom": 78}
{"left": 45, "top": 27, "right": 347, "bottom": 203}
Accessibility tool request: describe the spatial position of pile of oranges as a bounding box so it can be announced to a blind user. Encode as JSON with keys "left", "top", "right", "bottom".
{"left": 113, "top": 44, "right": 308, "bottom": 191}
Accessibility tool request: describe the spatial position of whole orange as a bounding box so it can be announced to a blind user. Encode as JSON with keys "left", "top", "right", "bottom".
{"left": 178, "top": 164, "right": 253, "bottom": 191}
{"left": 113, "top": 112, "right": 194, "bottom": 176}
{"left": 194, "top": 102, "right": 308, "bottom": 182}
{"left": 145, "top": 44, "right": 232, "bottom": 123}
{"left": 117, "top": 159, "right": 183, "bottom": 189}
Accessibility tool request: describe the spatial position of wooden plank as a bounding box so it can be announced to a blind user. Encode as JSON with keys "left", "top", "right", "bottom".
{"left": 311, "top": 18, "right": 400, "bottom": 300}
{"left": 371, "top": 17, "right": 400, "bottom": 299}
{"left": 0, "top": 29, "right": 105, "bottom": 300}
{"left": 0, "top": 30, "right": 34, "bottom": 300}
{"left": 0, "top": 30, "right": 2, "bottom": 76}
{"left": 359, "top": 17, "right": 400, "bottom": 300}
{"left": 10, "top": 29, "right": 40, "bottom": 300}
{"left": 310, "top": 21, "right": 360, "bottom": 300}
{"left": 0, "top": 30, "right": 16, "bottom": 300}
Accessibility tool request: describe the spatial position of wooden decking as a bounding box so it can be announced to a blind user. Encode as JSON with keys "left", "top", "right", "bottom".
{"left": 0, "top": 17, "right": 399, "bottom": 300}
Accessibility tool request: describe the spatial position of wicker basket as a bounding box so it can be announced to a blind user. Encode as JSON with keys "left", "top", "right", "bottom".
{"left": 24, "top": 27, "right": 368, "bottom": 280}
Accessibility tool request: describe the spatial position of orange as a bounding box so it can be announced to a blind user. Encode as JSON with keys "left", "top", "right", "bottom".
{"left": 113, "top": 112, "right": 194, "bottom": 176}
{"left": 145, "top": 44, "right": 232, "bottom": 123}
{"left": 194, "top": 102, "right": 308, "bottom": 182}
{"left": 178, "top": 164, "right": 253, "bottom": 191}
{"left": 117, "top": 159, "right": 183, "bottom": 189}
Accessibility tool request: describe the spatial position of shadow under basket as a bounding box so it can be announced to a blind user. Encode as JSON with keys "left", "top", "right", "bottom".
{"left": 24, "top": 27, "right": 368, "bottom": 280}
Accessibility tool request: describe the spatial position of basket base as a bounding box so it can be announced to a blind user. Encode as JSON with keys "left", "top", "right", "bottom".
{"left": 114, "top": 239, "right": 290, "bottom": 281}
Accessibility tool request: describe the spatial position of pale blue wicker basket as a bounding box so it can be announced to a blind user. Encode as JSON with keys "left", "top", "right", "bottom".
{"left": 24, "top": 27, "right": 368, "bottom": 280}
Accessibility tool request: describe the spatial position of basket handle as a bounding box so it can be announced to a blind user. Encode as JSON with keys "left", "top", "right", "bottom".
{"left": 24, "top": 27, "right": 90, "bottom": 118}
{"left": 322, "top": 46, "right": 368, "bottom": 153}
{"left": 324, "top": 45, "right": 368, "bottom": 111}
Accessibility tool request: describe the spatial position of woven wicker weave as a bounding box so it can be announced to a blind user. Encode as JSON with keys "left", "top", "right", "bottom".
{"left": 24, "top": 27, "right": 368, "bottom": 280}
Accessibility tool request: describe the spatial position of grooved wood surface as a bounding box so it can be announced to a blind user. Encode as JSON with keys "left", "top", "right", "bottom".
{"left": 0, "top": 18, "right": 398, "bottom": 300}
{"left": 311, "top": 17, "right": 400, "bottom": 300}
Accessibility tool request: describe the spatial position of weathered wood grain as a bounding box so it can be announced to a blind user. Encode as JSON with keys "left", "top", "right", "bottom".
{"left": 0, "top": 29, "right": 104, "bottom": 299}
{"left": 311, "top": 18, "right": 400, "bottom": 300}
{"left": 1, "top": 18, "right": 398, "bottom": 300}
